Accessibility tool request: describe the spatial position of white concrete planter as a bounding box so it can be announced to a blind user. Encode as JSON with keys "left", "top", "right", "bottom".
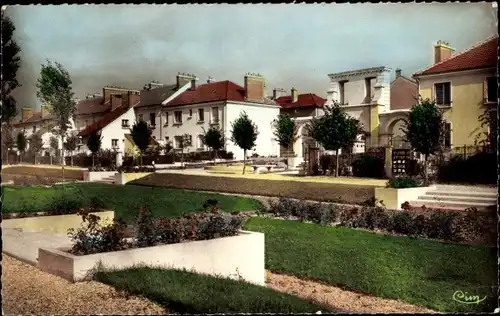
{"left": 375, "top": 186, "right": 436, "bottom": 210}
{"left": 83, "top": 171, "right": 117, "bottom": 182}
{"left": 38, "top": 230, "right": 265, "bottom": 286}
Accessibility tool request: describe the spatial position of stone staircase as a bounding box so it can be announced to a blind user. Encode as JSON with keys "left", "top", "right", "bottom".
{"left": 410, "top": 184, "right": 497, "bottom": 211}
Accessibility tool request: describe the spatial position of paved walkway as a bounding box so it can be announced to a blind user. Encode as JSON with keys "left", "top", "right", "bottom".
{"left": 2, "top": 228, "right": 73, "bottom": 267}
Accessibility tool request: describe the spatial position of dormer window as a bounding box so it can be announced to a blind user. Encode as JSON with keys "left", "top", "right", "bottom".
{"left": 339, "top": 80, "right": 347, "bottom": 105}
{"left": 364, "top": 77, "right": 376, "bottom": 103}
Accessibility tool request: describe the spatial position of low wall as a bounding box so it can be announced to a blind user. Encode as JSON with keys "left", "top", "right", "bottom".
{"left": 375, "top": 186, "right": 436, "bottom": 210}
{"left": 131, "top": 173, "right": 374, "bottom": 204}
{"left": 2, "top": 211, "right": 115, "bottom": 234}
{"left": 83, "top": 171, "right": 117, "bottom": 182}
{"left": 2, "top": 165, "right": 85, "bottom": 181}
{"left": 39, "top": 230, "right": 265, "bottom": 285}
{"left": 115, "top": 172, "right": 152, "bottom": 185}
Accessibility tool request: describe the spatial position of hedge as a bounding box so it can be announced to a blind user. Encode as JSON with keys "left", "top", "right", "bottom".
{"left": 131, "top": 173, "right": 375, "bottom": 204}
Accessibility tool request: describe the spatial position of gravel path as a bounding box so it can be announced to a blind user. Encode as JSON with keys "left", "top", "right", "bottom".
{"left": 2, "top": 255, "right": 166, "bottom": 315}
{"left": 266, "top": 271, "right": 440, "bottom": 314}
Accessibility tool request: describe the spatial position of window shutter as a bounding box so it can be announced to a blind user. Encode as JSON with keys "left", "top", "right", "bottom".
{"left": 444, "top": 83, "right": 451, "bottom": 104}
{"left": 435, "top": 84, "right": 444, "bottom": 105}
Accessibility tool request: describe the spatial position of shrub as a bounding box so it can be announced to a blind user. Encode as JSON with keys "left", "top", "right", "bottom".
{"left": 68, "top": 211, "right": 128, "bottom": 255}
{"left": 319, "top": 155, "right": 336, "bottom": 175}
{"left": 437, "top": 152, "right": 496, "bottom": 184}
{"left": 426, "top": 212, "right": 460, "bottom": 241}
{"left": 389, "top": 211, "right": 415, "bottom": 235}
{"left": 47, "top": 194, "right": 85, "bottom": 214}
{"left": 351, "top": 155, "right": 385, "bottom": 178}
{"left": 136, "top": 207, "right": 156, "bottom": 247}
{"left": 386, "top": 177, "right": 421, "bottom": 188}
{"left": 362, "top": 207, "right": 392, "bottom": 230}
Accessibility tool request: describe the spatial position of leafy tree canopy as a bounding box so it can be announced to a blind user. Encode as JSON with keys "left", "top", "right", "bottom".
{"left": 273, "top": 114, "right": 299, "bottom": 150}
{"left": 16, "top": 132, "right": 27, "bottom": 152}
{"left": 230, "top": 111, "right": 258, "bottom": 151}
{"left": 131, "top": 120, "right": 151, "bottom": 153}
{"left": 87, "top": 130, "right": 102, "bottom": 155}
{"left": 202, "top": 125, "right": 225, "bottom": 152}
{"left": 1, "top": 12, "right": 21, "bottom": 123}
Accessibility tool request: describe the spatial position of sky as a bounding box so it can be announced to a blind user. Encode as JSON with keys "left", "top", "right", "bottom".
{"left": 6, "top": 3, "right": 498, "bottom": 109}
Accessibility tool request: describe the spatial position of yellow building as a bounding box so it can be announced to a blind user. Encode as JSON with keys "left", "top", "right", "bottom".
{"left": 413, "top": 37, "right": 498, "bottom": 151}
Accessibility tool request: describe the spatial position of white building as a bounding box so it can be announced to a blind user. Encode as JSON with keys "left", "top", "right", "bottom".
{"left": 326, "top": 66, "right": 392, "bottom": 149}
{"left": 162, "top": 73, "right": 281, "bottom": 160}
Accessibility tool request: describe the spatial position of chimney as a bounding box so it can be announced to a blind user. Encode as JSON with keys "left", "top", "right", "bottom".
{"left": 207, "top": 76, "right": 216, "bottom": 83}
{"left": 272, "top": 88, "right": 286, "bottom": 100}
{"left": 127, "top": 91, "right": 140, "bottom": 108}
{"left": 41, "top": 105, "right": 51, "bottom": 118}
{"left": 176, "top": 72, "right": 196, "bottom": 89}
{"left": 395, "top": 68, "right": 402, "bottom": 78}
{"left": 191, "top": 78, "right": 196, "bottom": 90}
{"left": 291, "top": 87, "right": 298, "bottom": 103}
{"left": 22, "top": 108, "right": 34, "bottom": 122}
{"left": 244, "top": 73, "right": 265, "bottom": 103}
{"left": 110, "top": 94, "right": 123, "bottom": 111}
{"left": 434, "top": 40, "right": 455, "bottom": 64}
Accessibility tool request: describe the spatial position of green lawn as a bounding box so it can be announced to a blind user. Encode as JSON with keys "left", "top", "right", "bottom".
{"left": 2, "top": 183, "right": 261, "bottom": 224}
{"left": 95, "top": 267, "right": 328, "bottom": 313}
{"left": 243, "top": 217, "right": 497, "bottom": 313}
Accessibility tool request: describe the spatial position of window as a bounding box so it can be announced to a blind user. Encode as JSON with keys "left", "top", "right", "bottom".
{"left": 364, "top": 78, "right": 372, "bottom": 103}
{"left": 174, "top": 135, "right": 183, "bottom": 149}
{"left": 189, "top": 109, "right": 193, "bottom": 117}
{"left": 339, "top": 80, "right": 347, "bottom": 105}
{"left": 486, "top": 77, "right": 498, "bottom": 102}
{"left": 211, "top": 107, "right": 219, "bottom": 124}
{"left": 434, "top": 82, "right": 451, "bottom": 105}
{"left": 174, "top": 111, "right": 182, "bottom": 124}
{"left": 32, "top": 126, "right": 36, "bottom": 133}
{"left": 138, "top": 114, "right": 144, "bottom": 122}
{"left": 149, "top": 113, "right": 156, "bottom": 126}
{"left": 197, "top": 135, "right": 204, "bottom": 149}
{"left": 121, "top": 119, "right": 129, "bottom": 127}
{"left": 111, "top": 139, "right": 119, "bottom": 148}
{"left": 164, "top": 112, "right": 169, "bottom": 126}
{"left": 198, "top": 108, "right": 205, "bottom": 122}
{"left": 443, "top": 122, "right": 452, "bottom": 147}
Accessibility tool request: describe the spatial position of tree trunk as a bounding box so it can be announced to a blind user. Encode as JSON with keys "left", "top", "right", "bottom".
{"left": 70, "top": 153, "right": 74, "bottom": 166}
{"left": 92, "top": 154, "right": 95, "bottom": 167}
{"left": 424, "top": 154, "right": 429, "bottom": 186}
{"left": 335, "top": 149, "right": 340, "bottom": 177}
{"left": 243, "top": 149, "right": 247, "bottom": 175}
{"left": 140, "top": 153, "right": 143, "bottom": 167}
{"left": 50, "top": 155, "right": 53, "bottom": 165}
{"left": 181, "top": 149, "right": 184, "bottom": 167}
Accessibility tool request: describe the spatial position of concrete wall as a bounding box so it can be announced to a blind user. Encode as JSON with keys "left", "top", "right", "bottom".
{"left": 84, "top": 171, "right": 117, "bottom": 181}
{"left": 2, "top": 211, "right": 114, "bottom": 234}
{"left": 375, "top": 186, "right": 436, "bottom": 210}
{"left": 418, "top": 69, "right": 494, "bottom": 146}
{"left": 38, "top": 230, "right": 266, "bottom": 285}
{"left": 224, "top": 102, "right": 281, "bottom": 160}
{"left": 115, "top": 172, "right": 152, "bottom": 185}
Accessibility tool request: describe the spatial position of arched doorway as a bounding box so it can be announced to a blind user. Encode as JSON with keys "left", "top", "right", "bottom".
{"left": 386, "top": 117, "right": 410, "bottom": 149}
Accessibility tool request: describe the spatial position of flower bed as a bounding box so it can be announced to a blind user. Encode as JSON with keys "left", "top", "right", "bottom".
{"left": 38, "top": 207, "right": 265, "bottom": 285}
{"left": 257, "top": 197, "right": 496, "bottom": 246}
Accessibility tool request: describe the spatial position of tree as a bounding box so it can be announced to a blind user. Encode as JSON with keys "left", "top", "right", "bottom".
{"left": 131, "top": 120, "right": 151, "bottom": 166}
{"left": 87, "top": 131, "right": 102, "bottom": 167}
{"left": 36, "top": 60, "right": 77, "bottom": 168}
{"left": 306, "top": 102, "right": 359, "bottom": 177}
{"left": 177, "top": 134, "right": 192, "bottom": 167}
{"left": 16, "top": 132, "right": 27, "bottom": 163}
{"left": 49, "top": 135, "right": 59, "bottom": 165}
{"left": 64, "top": 134, "right": 79, "bottom": 166}
{"left": 202, "top": 125, "right": 225, "bottom": 162}
{"left": 273, "top": 114, "right": 299, "bottom": 169}
{"left": 29, "top": 132, "right": 44, "bottom": 164}
{"left": 230, "top": 111, "right": 259, "bottom": 174}
{"left": 1, "top": 12, "right": 21, "bottom": 124}
{"left": 403, "top": 98, "right": 444, "bottom": 186}
{"left": 475, "top": 107, "right": 497, "bottom": 151}
{"left": 1, "top": 124, "right": 14, "bottom": 164}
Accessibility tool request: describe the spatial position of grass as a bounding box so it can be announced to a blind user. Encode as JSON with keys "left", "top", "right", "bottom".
{"left": 2, "top": 183, "right": 261, "bottom": 224}
{"left": 243, "top": 217, "right": 497, "bottom": 313}
{"left": 95, "top": 267, "right": 328, "bottom": 313}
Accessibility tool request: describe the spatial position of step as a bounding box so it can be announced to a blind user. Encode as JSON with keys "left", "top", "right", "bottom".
{"left": 425, "top": 191, "right": 497, "bottom": 199}
{"left": 413, "top": 199, "right": 494, "bottom": 209}
{"left": 418, "top": 194, "right": 497, "bottom": 204}
{"left": 433, "top": 184, "right": 497, "bottom": 194}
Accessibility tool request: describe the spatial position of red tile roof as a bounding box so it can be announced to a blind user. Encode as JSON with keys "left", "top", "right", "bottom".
{"left": 78, "top": 101, "right": 138, "bottom": 137}
{"left": 274, "top": 93, "right": 326, "bottom": 109}
{"left": 13, "top": 112, "right": 54, "bottom": 127}
{"left": 166, "top": 80, "right": 275, "bottom": 107}
{"left": 76, "top": 97, "right": 111, "bottom": 116}
{"left": 390, "top": 76, "right": 418, "bottom": 111}
{"left": 414, "top": 37, "right": 498, "bottom": 76}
